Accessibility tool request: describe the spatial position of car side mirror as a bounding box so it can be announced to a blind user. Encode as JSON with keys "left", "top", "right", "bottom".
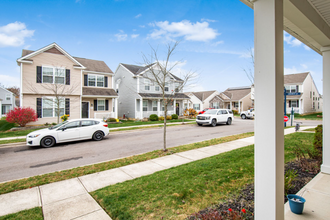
{"left": 61, "top": 127, "right": 67, "bottom": 131}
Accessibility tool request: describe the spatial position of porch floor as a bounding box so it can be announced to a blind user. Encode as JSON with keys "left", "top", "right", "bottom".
{"left": 285, "top": 172, "right": 330, "bottom": 219}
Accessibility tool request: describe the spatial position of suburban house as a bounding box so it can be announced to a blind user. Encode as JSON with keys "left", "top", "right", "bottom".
{"left": 114, "top": 63, "right": 190, "bottom": 119}
{"left": 183, "top": 90, "right": 219, "bottom": 111}
{"left": 17, "top": 43, "right": 118, "bottom": 125}
{"left": 210, "top": 86, "right": 252, "bottom": 113}
{"left": 0, "top": 86, "right": 16, "bottom": 116}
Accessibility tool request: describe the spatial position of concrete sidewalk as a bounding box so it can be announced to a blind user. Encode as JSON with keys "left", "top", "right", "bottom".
{"left": 0, "top": 127, "right": 314, "bottom": 219}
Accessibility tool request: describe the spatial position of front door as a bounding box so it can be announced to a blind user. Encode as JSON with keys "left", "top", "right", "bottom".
{"left": 176, "top": 103, "right": 179, "bottom": 115}
{"left": 82, "top": 102, "right": 89, "bottom": 118}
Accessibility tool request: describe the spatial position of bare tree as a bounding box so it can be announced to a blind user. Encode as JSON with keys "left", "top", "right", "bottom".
{"left": 6, "top": 86, "right": 20, "bottom": 97}
{"left": 25, "top": 66, "right": 80, "bottom": 124}
{"left": 142, "top": 42, "right": 197, "bottom": 151}
{"left": 242, "top": 47, "right": 254, "bottom": 85}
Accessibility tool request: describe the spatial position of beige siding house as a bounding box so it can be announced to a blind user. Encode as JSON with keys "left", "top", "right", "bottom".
{"left": 17, "top": 43, "right": 118, "bottom": 125}
{"left": 183, "top": 90, "right": 219, "bottom": 111}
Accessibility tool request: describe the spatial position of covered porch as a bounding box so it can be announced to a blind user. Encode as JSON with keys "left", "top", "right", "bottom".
{"left": 240, "top": 0, "right": 330, "bottom": 219}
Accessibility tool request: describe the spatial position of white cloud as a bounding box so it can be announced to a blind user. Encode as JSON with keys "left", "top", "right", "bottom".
{"left": 135, "top": 14, "right": 142, "bottom": 19}
{"left": 0, "top": 22, "right": 34, "bottom": 47}
{"left": 131, "top": 34, "right": 139, "bottom": 39}
{"left": 0, "top": 74, "right": 20, "bottom": 87}
{"left": 284, "top": 66, "right": 301, "bottom": 75}
{"left": 301, "top": 64, "right": 308, "bottom": 69}
{"left": 284, "top": 32, "right": 302, "bottom": 47}
{"left": 139, "top": 25, "right": 146, "bottom": 28}
{"left": 201, "top": 18, "right": 217, "bottom": 23}
{"left": 149, "top": 20, "right": 219, "bottom": 42}
{"left": 304, "top": 45, "right": 311, "bottom": 51}
{"left": 211, "top": 41, "right": 224, "bottom": 46}
{"left": 115, "top": 30, "right": 127, "bottom": 41}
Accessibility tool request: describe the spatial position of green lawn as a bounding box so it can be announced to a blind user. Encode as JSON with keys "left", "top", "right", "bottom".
{"left": 0, "top": 207, "right": 43, "bottom": 220}
{"left": 91, "top": 132, "right": 314, "bottom": 220}
{"left": 287, "top": 112, "right": 322, "bottom": 120}
{"left": 0, "top": 120, "right": 15, "bottom": 132}
{"left": 108, "top": 119, "right": 194, "bottom": 128}
{"left": 0, "top": 128, "right": 42, "bottom": 139}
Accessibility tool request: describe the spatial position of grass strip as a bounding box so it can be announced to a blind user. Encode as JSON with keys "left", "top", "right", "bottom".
{"left": 108, "top": 119, "right": 194, "bottom": 128}
{"left": 110, "top": 122, "right": 196, "bottom": 132}
{"left": 0, "top": 207, "right": 43, "bottom": 220}
{"left": 91, "top": 132, "right": 314, "bottom": 220}
{"left": 0, "top": 128, "right": 41, "bottom": 139}
{"left": 0, "top": 139, "right": 26, "bottom": 145}
{"left": 302, "top": 128, "right": 315, "bottom": 132}
{"left": 0, "top": 132, "right": 253, "bottom": 195}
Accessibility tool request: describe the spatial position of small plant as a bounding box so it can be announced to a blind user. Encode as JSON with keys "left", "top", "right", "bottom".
{"left": 192, "top": 208, "right": 251, "bottom": 220}
{"left": 171, "top": 114, "right": 178, "bottom": 119}
{"left": 107, "top": 118, "right": 117, "bottom": 122}
{"left": 232, "top": 110, "right": 238, "bottom": 115}
{"left": 60, "top": 114, "right": 69, "bottom": 122}
{"left": 44, "top": 122, "right": 50, "bottom": 126}
{"left": 149, "top": 114, "right": 159, "bottom": 121}
{"left": 313, "top": 125, "right": 322, "bottom": 158}
{"left": 159, "top": 116, "right": 165, "bottom": 121}
{"left": 5, "top": 107, "right": 38, "bottom": 127}
{"left": 285, "top": 169, "right": 298, "bottom": 195}
{"left": 52, "top": 122, "right": 57, "bottom": 125}
{"left": 184, "top": 108, "right": 197, "bottom": 117}
{"left": 166, "top": 115, "right": 172, "bottom": 120}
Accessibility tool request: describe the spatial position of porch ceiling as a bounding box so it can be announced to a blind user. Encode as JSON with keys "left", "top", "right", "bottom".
{"left": 240, "top": 0, "right": 330, "bottom": 54}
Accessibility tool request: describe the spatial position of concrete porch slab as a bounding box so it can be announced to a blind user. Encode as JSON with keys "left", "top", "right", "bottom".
{"left": 176, "top": 149, "right": 212, "bottom": 160}
{"left": 72, "top": 209, "right": 111, "bottom": 220}
{"left": 79, "top": 168, "right": 133, "bottom": 192}
{"left": 150, "top": 154, "right": 193, "bottom": 168}
{"left": 39, "top": 178, "right": 86, "bottom": 205}
{"left": 0, "top": 187, "right": 40, "bottom": 216}
{"left": 43, "top": 193, "right": 105, "bottom": 220}
{"left": 119, "top": 160, "right": 166, "bottom": 178}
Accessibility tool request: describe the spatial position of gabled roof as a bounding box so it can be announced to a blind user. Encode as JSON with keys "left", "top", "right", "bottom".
{"left": 222, "top": 87, "right": 251, "bottom": 101}
{"left": 120, "top": 63, "right": 183, "bottom": 81}
{"left": 82, "top": 88, "right": 118, "bottom": 97}
{"left": 17, "top": 43, "right": 113, "bottom": 74}
{"left": 284, "top": 72, "right": 309, "bottom": 84}
{"left": 185, "top": 90, "right": 218, "bottom": 102}
{"left": 138, "top": 93, "right": 190, "bottom": 99}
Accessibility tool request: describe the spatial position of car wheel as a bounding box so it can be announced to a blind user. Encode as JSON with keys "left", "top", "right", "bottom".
{"left": 197, "top": 123, "right": 202, "bottom": 126}
{"left": 93, "top": 131, "right": 104, "bottom": 141}
{"left": 40, "top": 136, "right": 56, "bottom": 148}
{"left": 241, "top": 114, "right": 246, "bottom": 119}
{"left": 226, "top": 118, "right": 232, "bottom": 125}
{"left": 211, "top": 119, "right": 217, "bottom": 127}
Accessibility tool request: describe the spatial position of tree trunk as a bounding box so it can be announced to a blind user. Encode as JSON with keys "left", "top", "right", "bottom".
{"left": 163, "top": 106, "right": 167, "bottom": 152}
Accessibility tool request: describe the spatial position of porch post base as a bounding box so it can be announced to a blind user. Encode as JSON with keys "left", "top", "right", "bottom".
{"left": 321, "top": 164, "right": 330, "bottom": 174}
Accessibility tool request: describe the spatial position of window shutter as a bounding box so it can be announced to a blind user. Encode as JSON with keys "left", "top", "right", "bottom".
{"left": 65, "top": 98, "right": 70, "bottom": 115}
{"left": 297, "top": 100, "right": 299, "bottom": 107}
{"left": 296, "top": 85, "right": 299, "bottom": 92}
{"left": 289, "top": 100, "right": 291, "bottom": 107}
{"left": 105, "top": 76, "right": 108, "bottom": 87}
{"left": 94, "top": 100, "right": 97, "bottom": 111}
{"left": 65, "top": 69, "right": 70, "bottom": 85}
{"left": 37, "top": 98, "right": 42, "bottom": 118}
{"left": 84, "top": 75, "right": 88, "bottom": 86}
{"left": 37, "top": 66, "right": 42, "bottom": 83}
{"left": 105, "top": 100, "right": 109, "bottom": 111}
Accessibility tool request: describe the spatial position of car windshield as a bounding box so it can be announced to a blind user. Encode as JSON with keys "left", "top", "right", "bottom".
{"left": 49, "top": 121, "right": 70, "bottom": 130}
{"left": 205, "top": 109, "right": 217, "bottom": 115}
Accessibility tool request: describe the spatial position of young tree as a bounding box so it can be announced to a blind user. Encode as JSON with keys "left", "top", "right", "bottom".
{"left": 142, "top": 42, "right": 197, "bottom": 151}
{"left": 6, "top": 107, "right": 37, "bottom": 127}
{"left": 6, "top": 86, "right": 20, "bottom": 97}
{"left": 242, "top": 47, "right": 254, "bottom": 85}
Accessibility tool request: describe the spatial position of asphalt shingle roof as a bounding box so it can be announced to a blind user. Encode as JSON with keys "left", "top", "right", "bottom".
{"left": 138, "top": 93, "right": 190, "bottom": 99}
{"left": 82, "top": 88, "right": 118, "bottom": 96}
{"left": 185, "top": 90, "right": 217, "bottom": 102}
{"left": 222, "top": 87, "right": 251, "bottom": 101}
{"left": 284, "top": 72, "right": 309, "bottom": 84}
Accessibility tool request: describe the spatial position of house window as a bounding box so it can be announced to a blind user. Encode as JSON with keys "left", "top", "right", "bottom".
{"left": 42, "top": 67, "right": 65, "bottom": 84}
{"left": 313, "top": 91, "right": 315, "bottom": 95}
{"left": 193, "top": 104, "right": 200, "bottom": 111}
{"left": 162, "top": 102, "right": 165, "bottom": 111}
{"left": 291, "top": 100, "right": 297, "bottom": 108}
{"left": 184, "top": 103, "right": 188, "bottom": 110}
{"left": 97, "top": 100, "right": 105, "bottom": 111}
{"left": 285, "top": 85, "right": 297, "bottom": 93}
{"left": 152, "top": 100, "right": 157, "bottom": 111}
{"left": 88, "top": 74, "right": 104, "bottom": 87}
{"left": 42, "top": 97, "right": 65, "bottom": 118}
{"left": 310, "top": 92, "right": 312, "bottom": 98}
{"left": 145, "top": 79, "right": 151, "bottom": 91}
{"left": 165, "top": 82, "right": 169, "bottom": 92}
{"left": 97, "top": 76, "right": 104, "bottom": 87}
{"left": 6, "top": 94, "right": 11, "bottom": 101}
{"left": 174, "top": 83, "right": 180, "bottom": 92}
{"left": 155, "top": 86, "right": 160, "bottom": 91}
{"left": 318, "top": 102, "right": 320, "bottom": 109}
{"left": 313, "top": 102, "right": 315, "bottom": 109}
{"left": 1, "top": 105, "right": 11, "bottom": 114}
{"left": 143, "top": 100, "right": 148, "bottom": 111}
{"left": 234, "top": 102, "right": 239, "bottom": 108}
{"left": 213, "top": 102, "right": 219, "bottom": 109}
{"left": 88, "top": 75, "right": 96, "bottom": 86}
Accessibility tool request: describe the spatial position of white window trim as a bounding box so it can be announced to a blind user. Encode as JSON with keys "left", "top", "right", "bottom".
{"left": 143, "top": 100, "right": 148, "bottom": 111}
{"left": 193, "top": 104, "right": 200, "bottom": 111}
{"left": 6, "top": 94, "right": 11, "bottom": 101}
{"left": 42, "top": 66, "right": 65, "bottom": 84}
{"left": 152, "top": 100, "right": 157, "bottom": 111}
{"left": 144, "top": 79, "right": 151, "bottom": 91}
{"left": 42, "top": 97, "right": 65, "bottom": 118}
{"left": 165, "top": 82, "right": 169, "bottom": 92}
{"left": 97, "top": 99, "right": 106, "bottom": 111}
{"left": 88, "top": 74, "right": 105, "bottom": 88}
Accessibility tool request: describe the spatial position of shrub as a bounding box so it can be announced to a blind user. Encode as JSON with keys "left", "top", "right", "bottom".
{"left": 149, "top": 114, "right": 159, "bottom": 121}
{"left": 184, "top": 108, "right": 197, "bottom": 117}
{"left": 60, "top": 114, "right": 69, "bottom": 122}
{"left": 107, "top": 118, "right": 117, "bottom": 122}
{"left": 232, "top": 110, "right": 238, "bottom": 115}
{"left": 166, "top": 115, "right": 172, "bottom": 120}
{"left": 285, "top": 169, "right": 298, "bottom": 195}
{"left": 313, "top": 125, "right": 322, "bottom": 157}
{"left": 159, "top": 116, "right": 164, "bottom": 121}
{"left": 171, "top": 114, "right": 178, "bottom": 119}
{"left": 6, "top": 107, "right": 37, "bottom": 127}
{"left": 52, "top": 122, "right": 57, "bottom": 125}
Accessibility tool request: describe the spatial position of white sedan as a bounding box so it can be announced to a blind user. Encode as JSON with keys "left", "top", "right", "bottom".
{"left": 196, "top": 109, "right": 234, "bottom": 126}
{"left": 26, "top": 119, "right": 109, "bottom": 148}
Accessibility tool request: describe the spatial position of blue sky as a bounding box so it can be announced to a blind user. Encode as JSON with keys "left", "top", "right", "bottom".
{"left": 0, "top": 0, "right": 323, "bottom": 93}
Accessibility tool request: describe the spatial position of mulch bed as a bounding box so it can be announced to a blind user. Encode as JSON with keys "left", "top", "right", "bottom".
{"left": 188, "top": 159, "right": 320, "bottom": 220}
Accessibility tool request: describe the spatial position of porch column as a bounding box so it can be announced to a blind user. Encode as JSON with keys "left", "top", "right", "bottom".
{"left": 0, "top": 100, "right": 2, "bottom": 116}
{"left": 173, "top": 99, "right": 176, "bottom": 115}
{"left": 321, "top": 46, "right": 330, "bottom": 174}
{"left": 230, "top": 101, "right": 232, "bottom": 110}
{"left": 254, "top": 0, "right": 284, "bottom": 220}
{"left": 140, "top": 98, "right": 143, "bottom": 119}
{"left": 158, "top": 99, "right": 161, "bottom": 116}
{"left": 238, "top": 101, "right": 241, "bottom": 113}
{"left": 115, "top": 98, "right": 118, "bottom": 119}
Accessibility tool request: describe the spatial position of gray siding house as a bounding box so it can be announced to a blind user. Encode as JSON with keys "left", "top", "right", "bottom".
{"left": 0, "top": 87, "right": 16, "bottom": 116}
{"left": 114, "top": 63, "right": 190, "bottom": 119}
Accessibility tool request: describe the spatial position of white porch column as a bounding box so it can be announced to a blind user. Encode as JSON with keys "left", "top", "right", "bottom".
{"left": 115, "top": 98, "right": 118, "bottom": 119}
{"left": 0, "top": 99, "right": 2, "bottom": 116}
{"left": 158, "top": 99, "right": 161, "bottom": 116}
{"left": 173, "top": 99, "right": 176, "bottom": 115}
{"left": 230, "top": 101, "right": 232, "bottom": 110}
{"left": 254, "top": 0, "right": 284, "bottom": 220}
{"left": 238, "top": 101, "right": 241, "bottom": 113}
{"left": 321, "top": 47, "right": 330, "bottom": 174}
{"left": 140, "top": 98, "right": 143, "bottom": 119}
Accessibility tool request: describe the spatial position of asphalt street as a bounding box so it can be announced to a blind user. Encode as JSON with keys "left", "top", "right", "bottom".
{"left": 0, "top": 118, "right": 321, "bottom": 183}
